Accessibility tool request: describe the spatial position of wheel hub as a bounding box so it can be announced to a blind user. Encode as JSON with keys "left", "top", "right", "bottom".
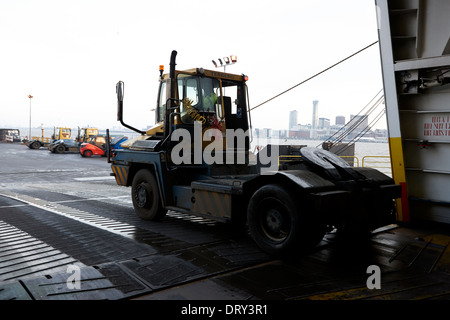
{"left": 135, "top": 184, "right": 149, "bottom": 208}
{"left": 260, "top": 204, "right": 290, "bottom": 242}
{"left": 265, "top": 209, "right": 283, "bottom": 233}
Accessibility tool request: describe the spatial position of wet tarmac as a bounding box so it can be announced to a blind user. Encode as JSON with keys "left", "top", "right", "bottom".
{"left": 1, "top": 142, "right": 450, "bottom": 304}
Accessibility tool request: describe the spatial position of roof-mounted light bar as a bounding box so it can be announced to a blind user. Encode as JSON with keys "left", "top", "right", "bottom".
{"left": 212, "top": 55, "right": 237, "bottom": 72}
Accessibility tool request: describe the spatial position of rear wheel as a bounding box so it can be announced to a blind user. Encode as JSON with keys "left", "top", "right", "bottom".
{"left": 131, "top": 169, "right": 167, "bottom": 221}
{"left": 56, "top": 145, "right": 65, "bottom": 154}
{"left": 247, "top": 184, "right": 324, "bottom": 256}
{"left": 31, "top": 141, "right": 41, "bottom": 149}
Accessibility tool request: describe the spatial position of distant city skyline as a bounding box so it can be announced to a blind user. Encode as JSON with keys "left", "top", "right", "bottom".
{"left": 286, "top": 100, "right": 387, "bottom": 141}
{"left": 289, "top": 100, "right": 354, "bottom": 129}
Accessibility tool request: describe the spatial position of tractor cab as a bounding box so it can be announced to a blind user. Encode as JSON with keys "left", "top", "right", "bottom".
{"left": 55, "top": 127, "right": 71, "bottom": 140}
{"left": 157, "top": 69, "right": 250, "bottom": 132}
{"left": 158, "top": 68, "right": 251, "bottom": 164}
{"left": 117, "top": 53, "right": 252, "bottom": 167}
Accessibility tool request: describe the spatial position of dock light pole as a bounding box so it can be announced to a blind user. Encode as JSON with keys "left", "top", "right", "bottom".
{"left": 212, "top": 55, "right": 237, "bottom": 72}
{"left": 28, "top": 94, "right": 33, "bottom": 140}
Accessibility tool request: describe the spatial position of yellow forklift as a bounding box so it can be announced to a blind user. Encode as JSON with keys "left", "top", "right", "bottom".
{"left": 76, "top": 127, "right": 99, "bottom": 143}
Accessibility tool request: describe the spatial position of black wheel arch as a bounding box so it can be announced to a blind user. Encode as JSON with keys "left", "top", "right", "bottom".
{"left": 242, "top": 172, "right": 316, "bottom": 207}
{"left": 239, "top": 170, "right": 336, "bottom": 229}
{"left": 236, "top": 173, "right": 309, "bottom": 226}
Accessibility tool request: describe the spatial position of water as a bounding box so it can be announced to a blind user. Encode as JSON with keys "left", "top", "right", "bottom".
{"left": 251, "top": 137, "right": 389, "bottom": 156}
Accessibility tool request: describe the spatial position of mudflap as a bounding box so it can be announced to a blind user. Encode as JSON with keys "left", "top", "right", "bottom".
{"left": 111, "top": 164, "right": 130, "bottom": 186}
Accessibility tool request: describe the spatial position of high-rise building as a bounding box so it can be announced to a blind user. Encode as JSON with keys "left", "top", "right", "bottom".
{"left": 312, "top": 100, "right": 319, "bottom": 130}
{"left": 335, "top": 115, "right": 345, "bottom": 125}
{"left": 318, "top": 117, "right": 330, "bottom": 129}
{"left": 289, "top": 110, "right": 298, "bottom": 130}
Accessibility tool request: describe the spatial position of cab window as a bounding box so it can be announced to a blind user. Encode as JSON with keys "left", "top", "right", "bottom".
{"left": 97, "top": 136, "right": 106, "bottom": 144}
{"left": 177, "top": 75, "right": 200, "bottom": 112}
{"left": 61, "top": 128, "right": 71, "bottom": 138}
{"left": 157, "top": 81, "right": 167, "bottom": 123}
{"left": 177, "top": 74, "right": 222, "bottom": 124}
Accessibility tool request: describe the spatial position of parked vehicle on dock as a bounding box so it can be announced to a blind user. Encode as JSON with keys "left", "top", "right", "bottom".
{"left": 48, "top": 139, "right": 80, "bottom": 154}
{"left": 0, "top": 129, "right": 21, "bottom": 143}
{"left": 26, "top": 127, "right": 71, "bottom": 149}
{"left": 76, "top": 127, "right": 99, "bottom": 143}
{"left": 80, "top": 135, "right": 127, "bottom": 157}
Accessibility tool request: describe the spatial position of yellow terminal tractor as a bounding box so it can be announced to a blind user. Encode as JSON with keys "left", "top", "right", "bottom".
{"left": 108, "top": 50, "right": 401, "bottom": 256}
{"left": 26, "top": 126, "right": 72, "bottom": 149}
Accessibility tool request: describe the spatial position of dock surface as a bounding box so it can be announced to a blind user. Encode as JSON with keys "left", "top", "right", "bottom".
{"left": 1, "top": 143, "right": 449, "bottom": 302}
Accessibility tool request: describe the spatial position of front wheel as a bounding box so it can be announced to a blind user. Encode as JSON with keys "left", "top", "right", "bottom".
{"left": 247, "top": 184, "right": 324, "bottom": 256}
{"left": 56, "top": 145, "right": 65, "bottom": 154}
{"left": 83, "top": 150, "right": 93, "bottom": 157}
{"left": 131, "top": 169, "right": 167, "bottom": 221}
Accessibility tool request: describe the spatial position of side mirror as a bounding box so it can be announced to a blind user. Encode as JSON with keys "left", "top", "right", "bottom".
{"left": 116, "top": 81, "right": 124, "bottom": 121}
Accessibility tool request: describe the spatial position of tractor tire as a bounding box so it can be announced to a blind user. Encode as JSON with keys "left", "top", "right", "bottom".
{"left": 247, "top": 184, "right": 325, "bottom": 256}
{"left": 131, "top": 169, "right": 167, "bottom": 221}
{"left": 31, "top": 141, "right": 41, "bottom": 149}
{"left": 83, "top": 150, "right": 93, "bottom": 157}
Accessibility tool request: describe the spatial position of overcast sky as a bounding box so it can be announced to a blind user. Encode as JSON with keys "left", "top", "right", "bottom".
{"left": 0, "top": 0, "right": 384, "bottom": 132}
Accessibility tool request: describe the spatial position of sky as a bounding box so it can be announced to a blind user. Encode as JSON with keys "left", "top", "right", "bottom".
{"left": 0, "top": 0, "right": 385, "bottom": 132}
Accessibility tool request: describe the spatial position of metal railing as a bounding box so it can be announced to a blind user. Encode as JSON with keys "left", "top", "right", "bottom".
{"left": 31, "top": 136, "right": 52, "bottom": 143}
{"left": 278, "top": 155, "right": 301, "bottom": 166}
{"left": 339, "top": 156, "right": 360, "bottom": 167}
{"left": 361, "top": 155, "right": 392, "bottom": 177}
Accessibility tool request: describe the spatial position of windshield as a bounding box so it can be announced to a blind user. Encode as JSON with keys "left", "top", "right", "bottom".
{"left": 56, "top": 128, "right": 71, "bottom": 139}
{"left": 177, "top": 74, "right": 221, "bottom": 124}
